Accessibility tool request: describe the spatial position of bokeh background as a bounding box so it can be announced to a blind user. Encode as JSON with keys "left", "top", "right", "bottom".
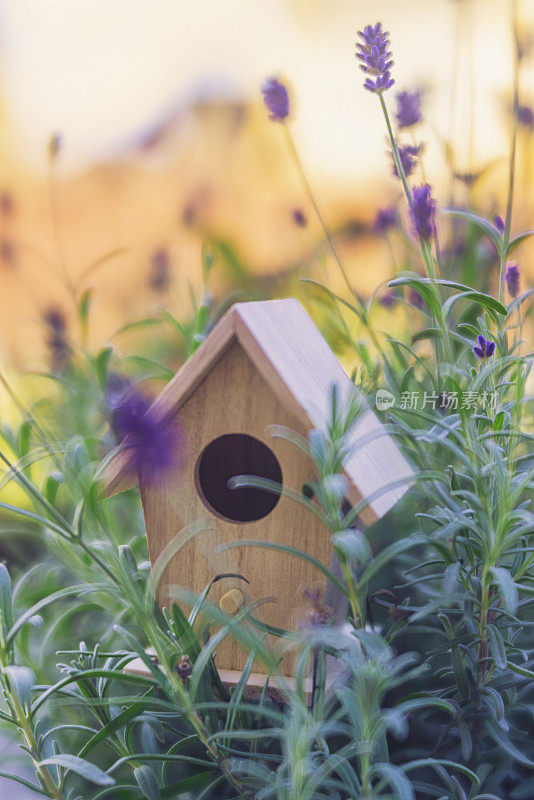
{"left": 0, "top": 0, "right": 532, "bottom": 366}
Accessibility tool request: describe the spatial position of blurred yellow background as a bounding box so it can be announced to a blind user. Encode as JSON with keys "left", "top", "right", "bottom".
{"left": 0, "top": 0, "right": 532, "bottom": 367}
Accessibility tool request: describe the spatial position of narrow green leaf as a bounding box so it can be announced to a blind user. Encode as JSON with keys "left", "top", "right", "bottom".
{"left": 135, "top": 765, "right": 161, "bottom": 800}
{"left": 358, "top": 536, "right": 427, "bottom": 592}
{"left": 217, "top": 539, "right": 346, "bottom": 597}
{"left": 0, "top": 770, "right": 48, "bottom": 795}
{"left": 39, "top": 755, "right": 115, "bottom": 786}
{"left": 94, "top": 347, "right": 113, "bottom": 390}
{"left": 507, "top": 230, "right": 534, "bottom": 255}
{"left": 3, "top": 666, "right": 35, "bottom": 706}
{"left": 487, "top": 624, "right": 507, "bottom": 669}
{"left": 440, "top": 208, "right": 502, "bottom": 251}
{"left": 7, "top": 584, "right": 99, "bottom": 646}
{"left": 372, "top": 763, "right": 415, "bottom": 800}
{"left": 0, "top": 563, "right": 13, "bottom": 634}
{"left": 490, "top": 567, "right": 518, "bottom": 614}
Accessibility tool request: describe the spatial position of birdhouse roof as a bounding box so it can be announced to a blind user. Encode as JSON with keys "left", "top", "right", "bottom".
{"left": 100, "top": 298, "right": 413, "bottom": 522}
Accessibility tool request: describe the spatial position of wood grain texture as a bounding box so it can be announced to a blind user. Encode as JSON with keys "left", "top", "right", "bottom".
{"left": 139, "top": 341, "right": 332, "bottom": 673}
{"left": 100, "top": 298, "right": 413, "bottom": 522}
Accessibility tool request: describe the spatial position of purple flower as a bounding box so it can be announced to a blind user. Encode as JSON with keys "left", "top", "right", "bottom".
{"left": 110, "top": 387, "right": 184, "bottom": 476}
{"left": 292, "top": 208, "right": 307, "bottom": 227}
{"left": 392, "top": 144, "right": 421, "bottom": 178}
{"left": 473, "top": 334, "right": 495, "bottom": 359}
{"left": 379, "top": 290, "right": 397, "bottom": 308}
{"left": 0, "top": 192, "right": 13, "bottom": 216}
{"left": 48, "top": 133, "right": 62, "bottom": 160}
{"left": 410, "top": 184, "right": 436, "bottom": 241}
{"left": 43, "top": 307, "right": 70, "bottom": 372}
{"left": 517, "top": 104, "right": 534, "bottom": 130}
{"left": 355, "top": 23, "right": 394, "bottom": 94}
{"left": 373, "top": 206, "right": 397, "bottom": 234}
{"left": 149, "top": 248, "right": 171, "bottom": 292}
{"left": 261, "top": 77, "right": 289, "bottom": 122}
{"left": 494, "top": 215, "right": 505, "bottom": 233}
{"left": 506, "top": 262, "right": 520, "bottom": 298}
{"left": 396, "top": 90, "right": 422, "bottom": 128}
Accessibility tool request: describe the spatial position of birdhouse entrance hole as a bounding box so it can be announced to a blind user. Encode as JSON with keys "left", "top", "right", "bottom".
{"left": 195, "top": 433, "right": 282, "bottom": 523}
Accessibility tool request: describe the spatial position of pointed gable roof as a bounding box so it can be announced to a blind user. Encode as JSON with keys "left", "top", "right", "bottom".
{"left": 100, "top": 298, "right": 413, "bottom": 522}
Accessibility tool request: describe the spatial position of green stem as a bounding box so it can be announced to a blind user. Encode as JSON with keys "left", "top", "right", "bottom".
{"left": 499, "top": 0, "right": 520, "bottom": 303}
{"left": 378, "top": 93, "right": 453, "bottom": 365}
{"left": 282, "top": 125, "right": 388, "bottom": 363}
{"left": 477, "top": 569, "right": 491, "bottom": 684}
{"left": 339, "top": 555, "right": 363, "bottom": 628}
{"left": 0, "top": 654, "right": 63, "bottom": 799}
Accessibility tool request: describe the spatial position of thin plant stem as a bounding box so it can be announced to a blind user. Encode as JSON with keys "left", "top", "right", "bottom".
{"left": 282, "top": 125, "right": 389, "bottom": 363}
{"left": 378, "top": 93, "right": 453, "bottom": 365}
{"left": 282, "top": 126, "right": 354, "bottom": 297}
{"left": 499, "top": 0, "right": 520, "bottom": 303}
{"left": 0, "top": 648, "right": 64, "bottom": 799}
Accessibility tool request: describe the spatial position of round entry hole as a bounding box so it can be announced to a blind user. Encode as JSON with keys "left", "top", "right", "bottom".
{"left": 196, "top": 433, "right": 282, "bottom": 523}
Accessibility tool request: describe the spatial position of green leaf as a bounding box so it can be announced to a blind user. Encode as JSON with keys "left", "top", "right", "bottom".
{"left": 486, "top": 719, "right": 534, "bottom": 767}
{"left": 39, "top": 755, "right": 115, "bottom": 787}
{"left": 94, "top": 347, "right": 113, "bottom": 390}
{"left": 487, "top": 623, "right": 507, "bottom": 669}
{"left": 201, "top": 243, "right": 216, "bottom": 281}
{"left": 372, "top": 763, "right": 415, "bottom": 800}
{"left": 457, "top": 291, "right": 507, "bottom": 317}
{"left": 452, "top": 646, "right": 469, "bottom": 698}
{"left": 440, "top": 208, "right": 502, "bottom": 251}
{"left": 78, "top": 701, "right": 150, "bottom": 758}
{"left": 507, "top": 230, "right": 534, "bottom": 255}
{"left": 507, "top": 661, "right": 534, "bottom": 680}
{"left": 490, "top": 566, "right": 518, "bottom": 614}
{"left": 358, "top": 535, "right": 427, "bottom": 593}
{"left": 217, "top": 539, "right": 347, "bottom": 597}
{"left": 146, "top": 519, "right": 214, "bottom": 604}
{"left": 0, "top": 770, "right": 48, "bottom": 796}
{"left": 135, "top": 765, "right": 161, "bottom": 800}
{"left": 78, "top": 288, "right": 93, "bottom": 329}
{"left": 332, "top": 529, "right": 371, "bottom": 564}
{"left": 123, "top": 356, "right": 175, "bottom": 382}
{"left": 388, "top": 274, "right": 441, "bottom": 318}
{"left": 443, "top": 562, "right": 460, "bottom": 605}
{"left": 44, "top": 472, "right": 64, "bottom": 505}
{"left": 0, "top": 563, "right": 13, "bottom": 634}
{"left": 17, "top": 419, "right": 32, "bottom": 459}
{"left": 4, "top": 666, "right": 35, "bottom": 706}
{"left": 7, "top": 584, "right": 102, "bottom": 646}
{"left": 119, "top": 544, "right": 138, "bottom": 578}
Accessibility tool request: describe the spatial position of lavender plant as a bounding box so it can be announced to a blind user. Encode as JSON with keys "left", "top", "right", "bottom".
{"left": 0, "top": 9, "right": 533, "bottom": 800}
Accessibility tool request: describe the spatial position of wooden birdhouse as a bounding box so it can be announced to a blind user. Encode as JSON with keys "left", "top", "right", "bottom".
{"left": 100, "top": 298, "right": 412, "bottom": 684}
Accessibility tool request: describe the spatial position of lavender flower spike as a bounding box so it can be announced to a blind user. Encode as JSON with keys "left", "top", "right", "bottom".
{"left": 261, "top": 77, "right": 289, "bottom": 122}
{"left": 356, "top": 23, "right": 394, "bottom": 94}
{"left": 473, "top": 334, "right": 496, "bottom": 359}
{"left": 411, "top": 184, "right": 436, "bottom": 241}
{"left": 392, "top": 144, "right": 421, "bottom": 179}
{"left": 506, "top": 262, "right": 520, "bottom": 298}
{"left": 396, "top": 91, "right": 422, "bottom": 128}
